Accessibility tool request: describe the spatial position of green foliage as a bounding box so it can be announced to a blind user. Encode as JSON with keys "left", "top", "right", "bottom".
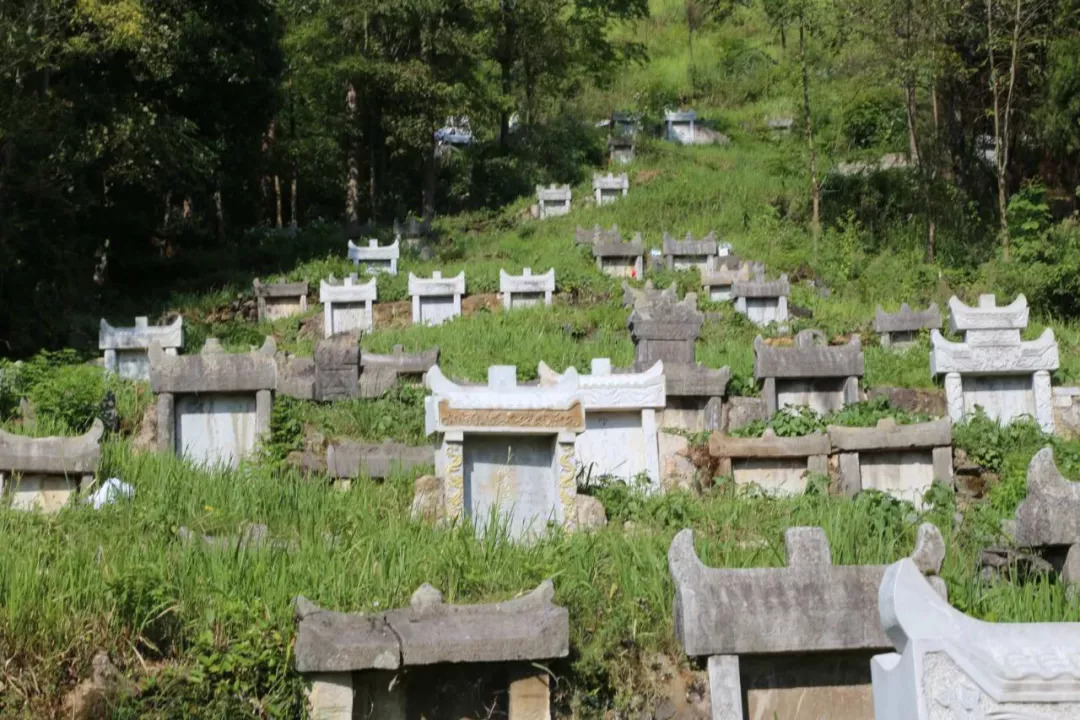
{"left": 733, "top": 397, "right": 930, "bottom": 438}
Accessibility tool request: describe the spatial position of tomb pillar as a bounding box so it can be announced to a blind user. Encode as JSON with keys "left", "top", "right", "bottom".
{"left": 255, "top": 389, "right": 273, "bottom": 440}
{"left": 556, "top": 431, "right": 577, "bottom": 523}
{"left": 306, "top": 672, "right": 354, "bottom": 720}
{"left": 156, "top": 392, "right": 175, "bottom": 453}
{"left": 508, "top": 668, "right": 552, "bottom": 720}
{"left": 943, "top": 372, "right": 963, "bottom": 423}
{"left": 708, "top": 655, "right": 743, "bottom": 720}
{"left": 837, "top": 452, "right": 862, "bottom": 497}
{"left": 1034, "top": 369, "right": 1054, "bottom": 433}
{"left": 441, "top": 431, "right": 465, "bottom": 521}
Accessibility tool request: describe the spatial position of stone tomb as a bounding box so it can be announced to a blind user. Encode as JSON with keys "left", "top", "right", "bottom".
{"left": 669, "top": 523, "right": 947, "bottom": 720}
{"left": 537, "top": 358, "right": 665, "bottom": 489}
{"left": 871, "top": 557, "right": 1080, "bottom": 720}
{"left": 535, "top": 184, "right": 571, "bottom": 219}
{"left": 732, "top": 271, "right": 790, "bottom": 326}
{"left": 424, "top": 365, "right": 584, "bottom": 539}
{"left": 253, "top": 278, "right": 308, "bottom": 322}
{"left": 755, "top": 330, "right": 864, "bottom": 415}
{"left": 874, "top": 302, "right": 941, "bottom": 349}
{"left": 326, "top": 439, "right": 434, "bottom": 483}
{"left": 574, "top": 224, "right": 621, "bottom": 246}
{"left": 593, "top": 235, "right": 644, "bottom": 278}
{"left": 0, "top": 420, "right": 103, "bottom": 512}
{"left": 150, "top": 338, "right": 276, "bottom": 468}
{"left": 665, "top": 109, "right": 697, "bottom": 144}
{"left": 346, "top": 237, "right": 399, "bottom": 275}
{"left": 294, "top": 581, "right": 568, "bottom": 720}
{"left": 319, "top": 274, "right": 376, "bottom": 337}
{"left": 608, "top": 134, "right": 635, "bottom": 165}
{"left": 499, "top": 267, "right": 554, "bottom": 310}
{"left": 409, "top": 271, "right": 465, "bottom": 326}
{"left": 829, "top": 418, "right": 953, "bottom": 507}
{"left": 662, "top": 231, "right": 718, "bottom": 272}
{"left": 709, "top": 430, "right": 829, "bottom": 495}
{"left": 99, "top": 316, "right": 183, "bottom": 381}
{"left": 1013, "top": 447, "right": 1080, "bottom": 587}
{"left": 592, "top": 172, "right": 628, "bottom": 206}
{"left": 359, "top": 345, "right": 439, "bottom": 398}
{"left": 931, "top": 294, "right": 1058, "bottom": 432}
{"left": 700, "top": 256, "right": 759, "bottom": 303}
{"left": 627, "top": 288, "right": 729, "bottom": 430}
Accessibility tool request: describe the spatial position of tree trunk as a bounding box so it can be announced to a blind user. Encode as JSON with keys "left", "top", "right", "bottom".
{"left": 422, "top": 140, "right": 437, "bottom": 220}
{"left": 798, "top": 15, "right": 821, "bottom": 240}
{"left": 214, "top": 187, "right": 225, "bottom": 242}
{"left": 345, "top": 81, "right": 361, "bottom": 225}
{"left": 290, "top": 176, "right": 298, "bottom": 229}
{"left": 987, "top": 0, "right": 1010, "bottom": 258}
{"left": 274, "top": 175, "right": 283, "bottom": 228}
{"left": 163, "top": 191, "right": 172, "bottom": 231}
{"left": 182, "top": 196, "right": 193, "bottom": 220}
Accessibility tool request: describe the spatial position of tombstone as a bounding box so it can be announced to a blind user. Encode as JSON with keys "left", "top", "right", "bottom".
{"left": 670, "top": 523, "right": 946, "bottom": 720}
{"left": 294, "top": 580, "right": 568, "bottom": 720}
{"left": 931, "top": 294, "right": 1058, "bottom": 432}
{"left": 608, "top": 135, "right": 635, "bottom": 165}
{"left": 276, "top": 351, "right": 315, "bottom": 400}
{"left": 766, "top": 116, "right": 794, "bottom": 135}
{"left": 627, "top": 290, "right": 730, "bottom": 430}
{"left": 0, "top": 420, "right": 103, "bottom": 512}
{"left": 592, "top": 173, "right": 628, "bottom": 206}
{"left": 99, "top": 316, "right": 183, "bottom": 381}
{"left": 593, "top": 235, "right": 644, "bottom": 278}
{"left": 574, "top": 224, "right": 621, "bottom": 247}
{"left": 871, "top": 557, "right": 1080, "bottom": 720}
{"left": 314, "top": 335, "right": 359, "bottom": 401}
{"left": 408, "top": 271, "right": 465, "bottom": 326}
{"left": 755, "top": 331, "right": 864, "bottom": 415}
{"left": 149, "top": 338, "right": 276, "bottom": 468}
{"left": 665, "top": 110, "right": 697, "bottom": 144}
{"left": 662, "top": 231, "right": 718, "bottom": 272}
{"left": 319, "top": 274, "right": 376, "bottom": 337}
{"left": 611, "top": 111, "right": 640, "bottom": 138}
{"left": 700, "top": 256, "right": 760, "bottom": 303}
{"left": 326, "top": 439, "right": 434, "bottom": 482}
{"left": 709, "top": 429, "right": 830, "bottom": 495}
{"left": 346, "top": 238, "right": 399, "bottom": 275}
{"left": 423, "top": 365, "right": 585, "bottom": 539}
{"left": 1013, "top": 447, "right": 1080, "bottom": 587}
{"left": 536, "top": 185, "right": 571, "bottom": 219}
{"left": 393, "top": 216, "right": 432, "bottom": 241}
{"left": 732, "top": 271, "right": 790, "bottom": 326}
{"left": 499, "top": 267, "right": 555, "bottom": 310}
{"left": 253, "top": 279, "right": 308, "bottom": 322}
{"left": 829, "top": 418, "right": 953, "bottom": 507}
{"left": 537, "top": 358, "right": 665, "bottom": 489}
{"left": 359, "top": 345, "right": 439, "bottom": 398}
{"left": 874, "top": 302, "right": 941, "bottom": 348}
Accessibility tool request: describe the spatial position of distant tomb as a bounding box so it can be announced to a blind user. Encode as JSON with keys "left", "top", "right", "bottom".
{"left": 700, "top": 256, "right": 759, "bottom": 303}
{"left": 0, "top": 420, "right": 103, "bottom": 513}
{"left": 593, "top": 173, "right": 628, "bottom": 206}
{"left": 665, "top": 110, "right": 698, "bottom": 144}
{"left": 709, "top": 430, "right": 830, "bottom": 495}
{"left": 538, "top": 358, "right": 665, "bottom": 489}
{"left": 662, "top": 231, "right": 718, "bottom": 272}
{"left": 499, "top": 267, "right": 555, "bottom": 310}
{"left": 874, "top": 302, "right": 941, "bottom": 348}
{"left": 608, "top": 135, "right": 635, "bottom": 165}
{"left": 99, "top": 316, "right": 183, "bottom": 381}
{"left": 754, "top": 330, "right": 863, "bottom": 415}
{"left": 346, "top": 238, "right": 399, "bottom": 275}
{"left": 319, "top": 274, "right": 376, "bottom": 337}
{"left": 253, "top": 279, "right": 308, "bottom": 322}
{"left": 930, "top": 294, "right": 1058, "bottom": 432}
{"left": 409, "top": 271, "right": 464, "bottom": 326}
{"left": 733, "top": 271, "right": 790, "bottom": 327}
{"left": 574, "top": 224, "right": 621, "bottom": 247}
{"left": 150, "top": 338, "right": 276, "bottom": 468}
{"left": 593, "top": 235, "right": 644, "bottom": 278}
{"left": 424, "top": 365, "right": 585, "bottom": 540}
{"left": 536, "top": 184, "right": 571, "bottom": 219}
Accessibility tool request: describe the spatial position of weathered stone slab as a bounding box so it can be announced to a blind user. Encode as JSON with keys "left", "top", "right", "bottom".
{"left": 253, "top": 279, "right": 308, "bottom": 322}
{"left": 326, "top": 440, "right": 434, "bottom": 480}
{"left": 293, "top": 596, "right": 401, "bottom": 673}
{"left": 592, "top": 172, "right": 628, "bottom": 206}
{"left": 709, "top": 429, "right": 830, "bottom": 495}
{"left": 593, "top": 237, "right": 644, "bottom": 278}
{"left": 871, "top": 557, "right": 1080, "bottom": 719}
{"left": 314, "top": 335, "right": 359, "bottom": 401}
{"left": 0, "top": 420, "right": 103, "bottom": 512}
{"left": 574, "top": 224, "right": 621, "bottom": 246}
{"left": 754, "top": 331, "right": 863, "bottom": 415}
{"left": 931, "top": 294, "right": 1058, "bottom": 431}
{"left": 320, "top": 274, "right": 376, "bottom": 337}
{"left": 149, "top": 337, "right": 277, "bottom": 394}
{"left": 358, "top": 345, "right": 438, "bottom": 398}
{"left": 499, "top": 267, "right": 554, "bottom": 310}
{"left": 828, "top": 418, "right": 951, "bottom": 452}
{"left": 276, "top": 353, "right": 315, "bottom": 400}
{"left": 99, "top": 316, "right": 182, "bottom": 381}
{"left": 408, "top": 271, "right": 464, "bottom": 326}
{"left": 536, "top": 185, "right": 571, "bottom": 219}
{"left": 346, "top": 238, "right": 399, "bottom": 275}
{"left": 874, "top": 302, "right": 941, "bottom": 348}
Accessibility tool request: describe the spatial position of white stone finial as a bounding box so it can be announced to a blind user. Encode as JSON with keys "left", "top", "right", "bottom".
{"left": 135, "top": 316, "right": 149, "bottom": 328}
{"left": 433, "top": 270, "right": 442, "bottom": 279}
{"left": 591, "top": 358, "right": 612, "bottom": 376}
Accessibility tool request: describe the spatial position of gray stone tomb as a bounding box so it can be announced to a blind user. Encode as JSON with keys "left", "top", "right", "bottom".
{"left": 608, "top": 135, "right": 635, "bottom": 165}
{"left": 253, "top": 278, "right": 308, "bottom": 322}
{"left": 662, "top": 231, "right": 718, "bottom": 272}
{"left": 733, "top": 271, "right": 790, "bottom": 326}
{"left": 319, "top": 274, "right": 376, "bottom": 337}
{"left": 871, "top": 557, "right": 1080, "bottom": 720}
{"left": 346, "top": 237, "right": 399, "bottom": 275}
{"left": 593, "top": 234, "right": 644, "bottom": 278}
{"left": 669, "top": 523, "right": 946, "bottom": 720}
{"left": 149, "top": 337, "right": 276, "bottom": 468}
{"left": 664, "top": 109, "right": 697, "bottom": 144}
{"left": 408, "top": 271, "right": 464, "bottom": 326}
{"left": 754, "top": 330, "right": 864, "bottom": 415}
{"left": 0, "top": 419, "right": 103, "bottom": 513}
{"left": 930, "top": 294, "right": 1058, "bottom": 432}
{"left": 499, "top": 267, "right": 555, "bottom": 310}
{"left": 709, "top": 429, "right": 830, "bottom": 495}
{"left": 874, "top": 302, "right": 941, "bottom": 349}
{"left": 700, "top": 255, "right": 760, "bottom": 303}
{"left": 574, "top": 224, "right": 621, "bottom": 246}
{"left": 99, "top": 316, "right": 183, "bottom": 381}
{"left": 535, "top": 184, "right": 571, "bottom": 219}
{"left": 294, "top": 581, "right": 568, "bottom": 720}
{"left": 592, "top": 172, "right": 628, "bottom": 206}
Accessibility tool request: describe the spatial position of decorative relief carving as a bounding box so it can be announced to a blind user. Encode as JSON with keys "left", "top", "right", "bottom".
{"left": 557, "top": 441, "right": 577, "bottom": 520}
{"left": 437, "top": 400, "right": 584, "bottom": 430}
{"left": 444, "top": 441, "right": 464, "bottom": 519}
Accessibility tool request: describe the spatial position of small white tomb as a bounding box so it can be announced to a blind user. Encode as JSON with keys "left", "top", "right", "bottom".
{"left": 408, "top": 271, "right": 465, "bottom": 326}
{"left": 536, "top": 185, "right": 571, "bottom": 219}
{"left": 346, "top": 238, "right": 399, "bottom": 275}
{"left": 499, "top": 267, "right": 555, "bottom": 310}
{"left": 99, "top": 316, "right": 183, "bottom": 381}
{"left": 665, "top": 110, "right": 697, "bottom": 144}
{"left": 319, "top": 274, "right": 377, "bottom": 337}
{"left": 593, "top": 173, "right": 628, "bottom": 206}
